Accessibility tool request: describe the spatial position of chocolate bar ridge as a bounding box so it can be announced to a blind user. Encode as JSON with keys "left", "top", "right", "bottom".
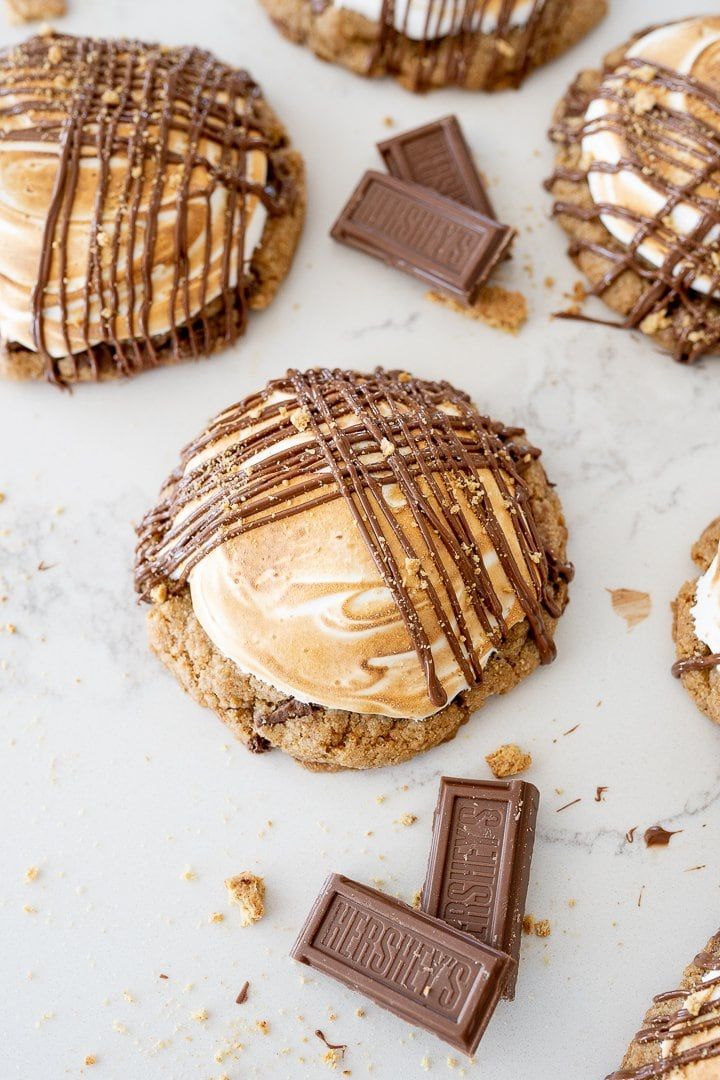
{"left": 422, "top": 777, "right": 539, "bottom": 1000}
{"left": 378, "top": 115, "right": 496, "bottom": 218}
{"left": 291, "top": 873, "right": 513, "bottom": 1055}
{"left": 331, "top": 171, "right": 514, "bottom": 302}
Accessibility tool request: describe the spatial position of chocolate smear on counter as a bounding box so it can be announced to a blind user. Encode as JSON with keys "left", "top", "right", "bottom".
{"left": 1, "top": 32, "right": 291, "bottom": 384}
{"left": 625, "top": 827, "right": 637, "bottom": 844}
{"left": 235, "top": 981, "right": 249, "bottom": 1005}
{"left": 606, "top": 930, "right": 720, "bottom": 1079}
{"left": 644, "top": 825, "right": 682, "bottom": 848}
{"left": 136, "top": 369, "right": 569, "bottom": 709}
{"left": 314, "top": 1030, "right": 346, "bottom": 1057}
{"left": 672, "top": 653, "right": 720, "bottom": 678}
{"left": 556, "top": 797, "right": 581, "bottom": 813}
{"left": 563, "top": 723, "right": 580, "bottom": 736}
{"left": 367, "top": 1, "right": 559, "bottom": 92}
{"left": 595, "top": 786, "right": 608, "bottom": 802}
{"left": 548, "top": 53, "right": 720, "bottom": 363}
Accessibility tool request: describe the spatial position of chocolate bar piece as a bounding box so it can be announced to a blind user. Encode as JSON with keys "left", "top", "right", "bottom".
{"left": 331, "top": 172, "right": 514, "bottom": 302}
{"left": 422, "top": 777, "right": 539, "bottom": 1000}
{"left": 291, "top": 873, "right": 513, "bottom": 1055}
{"left": 378, "top": 116, "right": 496, "bottom": 218}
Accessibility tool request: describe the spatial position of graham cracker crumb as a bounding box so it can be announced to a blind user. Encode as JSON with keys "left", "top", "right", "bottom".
{"left": 380, "top": 438, "right": 395, "bottom": 458}
{"left": 398, "top": 813, "right": 417, "bottom": 827}
{"left": 291, "top": 408, "right": 311, "bottom": 433}
{"left": 225, "top": 873, "right": 265, "bottom": 926}
{"left": 410, "top": 889, "right": 422, "bottom": 910}
{"left": 535, "top": 919, "right": 551, "bottom": 938}
{"left": 150, "top": 582, "right": 168, "bottom": 603}
{"left": 209, "top": 911, "right": 224, "bottom": 923}
{"left": 192, "top": 1009, "right": 209, "bottom": 1023}
{"left": 181, "top": 866, "right": 196, "bottom": 881}
{"left": 485, "top": 743, "right": 532, "bottom": 779}
{"left": 256, "top": 1019, "right": 270, "bottom": 1035}
{"left": 607, "top": 588, "right": 651, "bottom": 630}
{"left": 355, "top": 1008, "right": 365, "bottom": 1018}
{"left": 25, "top": 866, "right": 39, "bottom": 883}
{"left": 522, "top": 914, "right": 535, "bottom": 934}
{"left": 639, "top": 309, "right": 670, "bottom": 336}
{"left": 426, "top": 285, "right": 528, "bottom": 335}
{"left": 101, "top": 88, "right": 120, "bottom": 105}
{"left": 84, "top": 1055, "right": 96, "bottom": 1066}
{"left": 631, "top": 86, "right": 657, "bottom": 115}
{"left": 6, "top": 0, "right": 66, "bottom": 24}
{"left": 323, "top": 1048, "right": 343, "bottom": 1069}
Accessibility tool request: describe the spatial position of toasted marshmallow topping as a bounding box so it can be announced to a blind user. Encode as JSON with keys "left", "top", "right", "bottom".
{"left": 136, "top": 371, "right": 560, "bottom": 721}
{"left": 693, "top": 543, "right": 720, "bottom": 656}
{"left": 0, "top": 34, "right": 269, "bottom": 363}
{"left": 582, "top": 17, "right": 720, "bottom": 298}
{"left": 330, "top": 0, "right": 533, "bottom": 40}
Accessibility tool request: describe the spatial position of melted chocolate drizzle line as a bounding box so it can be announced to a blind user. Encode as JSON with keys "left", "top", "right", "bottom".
{"left": 672, "top": 652, "right": 720, "bottom": 677}
{"left": 135, "top": 369, "right": 569, "bottom": 707}
{"left": 0, "top": 32, "right": 291, "bottom": 383}
{"left": 548, "top": 52, "right": 720, "bottom": 363}
{"left": 359, "top": 0, "right": 557, "bottom": 91}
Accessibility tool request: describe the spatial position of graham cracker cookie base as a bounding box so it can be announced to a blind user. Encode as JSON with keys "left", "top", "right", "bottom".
{"left": 548, "top": 31, "right": 720, "bottom": 362}
{"left": 259, "top": 0, "right": 606, "bottom": 92}
{"left": 673, "top": 517, "right": 720, "bottom": 725}
{"left": 144, "top": 457, "right": 569, "bottom": 771}
{"left": 612, "top": 929, "right": 720, "bottom": 1077}
{"left": 0, "top": 99, "right": 306, "bottom": 384}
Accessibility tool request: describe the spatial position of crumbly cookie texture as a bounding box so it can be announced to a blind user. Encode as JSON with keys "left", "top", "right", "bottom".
{"left": 485, "top": 743, "right": 532, "bottom": 778}
{"left": 6, "top": 0, "right": 66, "bottom": 22}
{"left": 225, "top": 873, "right": 265, "bottom": 926}
{"left": 259, "top": 0, "right": 606, "bottom": 92}
{"left": 673, "top": 518, "right": 720, "bottom": 725}
{"left": 547, "top": 29, "right": 720, "bottom": 363}
{"left": 0, "top": 40, "right": 306, "bottom": 384}
{"left": 145, "top": 458, "right": 569, "bottom": 772}
{"left": 426, "top": 286, "right": 528, "bottom": 335}
{"left": 610, "top": 929, "right": 720, "bottom": 1079}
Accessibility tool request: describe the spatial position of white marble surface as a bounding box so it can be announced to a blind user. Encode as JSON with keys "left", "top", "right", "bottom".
{"left": 2, "top": 2, "right": 719, "bottom": 1077}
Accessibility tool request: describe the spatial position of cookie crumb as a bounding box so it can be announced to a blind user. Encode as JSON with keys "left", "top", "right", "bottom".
{"left": 426, "top": 285, "right": 528, "bottom": 335}
{"left": 225, "top": 873, "right": 265, "bottom": 926}
{"left": 485, "top": 743, "right": 532, "bottom": 778}
{"left": 398, "top": 813, "right": 417, "bottom": 827}
{"left": 291, "top": 408, "right": 311, "bottom": 433}
{"left": 607, "top": 588, "right": 651, "bottom": 630}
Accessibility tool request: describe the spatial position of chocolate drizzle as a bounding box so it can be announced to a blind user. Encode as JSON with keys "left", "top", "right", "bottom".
{"left": 135, "top": 368, "right": 569, "bottom": 710}
{"left": 548, "top": 38, "right": 720, "bottom": 363}
{"left": 672, "top": 652, "right": 720, "bottom": 678}
{"left": 0, "top": 32, "right": 291, "bottom": 383}
{"left": 363, "top": 0, "right": 553, "bottom": 92}
{"left": 607, "top": 933, "right": 720, "bottom": 1080}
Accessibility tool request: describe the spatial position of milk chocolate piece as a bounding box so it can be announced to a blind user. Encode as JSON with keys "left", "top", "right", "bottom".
{"left": 291, "top": 873, "right": 513, "bottom": 1055}
{"left": 378, "top": 116, "right": 496, "bottom": 218}
{"left": 331, "top": 172, "right": 514, "bottom": 302}
{"left": 422, "top": 777, "right": 539, "bottom": 1000}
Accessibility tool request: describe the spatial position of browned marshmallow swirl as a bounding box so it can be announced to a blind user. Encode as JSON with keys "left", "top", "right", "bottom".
{"left": 0, "top": 32, "right": 287, "bottom": 383}
{"left": 135, "top": 369, "right": 567, "bottom": 720}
